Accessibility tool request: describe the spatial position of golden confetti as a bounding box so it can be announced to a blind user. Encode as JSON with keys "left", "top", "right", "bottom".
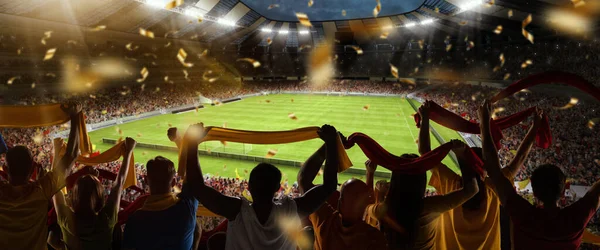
{"left": 268, "top": 4, "right": 280, "bottom": 9}
{"left": 418, "top": 40, "right": 424, "bottom": 50}
{"left": 380, "top": 32, "right": 389, "bottom": 39}
{"left": 494, "top": 25, "right": 503, "bottom": 34}
{"left": 237, "top": 58, "right": 261, "bottom": 68}
{"left": 435, "top": 7, "right": 440, "bottom": 13}
{"left": 503, "top": 73, "right": 511, "bottom": 80}
{"left": 17, "top": 48, "right": 22, "bottom": 55}
{"left": 446, "top": 44, "right": 452, "bottom": 51}
{"left": 399, "top": 78, "right": 416, "bottom": 85}
{"left": 556, "top": 97, "right": 579, "bottom": 110}
{"left": 363, "top": 104, "right": 370, "bottom": 110}
{"left": 164, "top": 0, "right": 183, "bottom": 10}
{"left": 198, "top": 49, "right": 208, "bottom": 57}
{"left": 143, "top": 53, "right": 158, "bottom": 59}
{"left": 587, "top": 118, "right": 599, "bottom": 129}
{"left": 491, "top": 107, "right": 505, "bottom": 119}
{"left": 43, "top": 48, "right": 56, "bottom": 61}
{"left": 125, "top": 42, "right": 138, "bottom": 51}
{"left": 486, "top": 0, "right": 495, "bottom": 7}
{"left": 164, "top": 76, "right": 169, "bottom": 82}
{"left": 299, "top": 45, "right": 312, "bottom": 51}
{"left": 202, "top": 70, "right": 220, "bottom": 82}
{"left": 32, "top": 130, "right": 43, "bottom": 145}
{"left": 288, "top": 113, "right": 298, "bottom": 120}
{"left": 342, "top": 10, "right": 347, "bottom": 16}
{"left": 90, "top": 25, "right": 106, "bottom": 32}
{"left": 520, "top": 59, "right": 533, "bottom": 68}
{"left": 459, "top": 21, "right": 468, "bottom": 26}
{"left": 499, "top": 53, "right": 505, "bottom": 67}
{"left": 373, "top": 0, "right": 382, "bottom": 17}
{"left": 139, "top": 28, "right": 155, "bottom": 38}
{"left": 45, "top": 73, "right": 56, "bottom": 77}
{"left": 31, "top": 83, "right": 35, "bottom": 89}
{"left": 67, "top": 40, "right": 78, "bottom": 45}
{"left": 7, "top": 76, "right": 20, "bottom": 85}
{"left": 522, "top": 14, "right": 534, "bottom": 44}
{"left": 266, "top": 149, "right": 278, "bottom": 158}
{"left": 183, "top": 69, "right": 189, "bottom": 80}
{"left": 390, "top": 64, "right": 399, "bottom": 78}
{"left": 136, "top": 67, "right": 148, "bottom": 82}
{"left": 572, "top": 0, "right": 585, "bottom": 8}
{"left": 177, "top": 48, "right": 194, "bottom": 67}
{"left": 137, "top": 133, "right": 142, "bottom": 138}
{"left": 308, "top": 0, "right": 314, "bottom": 7}
{"left": 267, "top": 38, "right": 272, "bottom": 45}
{"left": 349, "top": 45, "right": 363, "bottom": 55}
{"left": 296, "top": 13, "right": 312, "bottom": 27}
{"left": 89, "top": 94, "right": 96, "bottom": 99}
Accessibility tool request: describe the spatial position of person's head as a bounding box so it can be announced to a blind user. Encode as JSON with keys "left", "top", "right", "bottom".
{"left": 248, "top": 163, "right": 281, "bottom": 202}
{"left": 145, "top": 156, "right": 176, "bottom": 195}
{"left": 462, "top": 147, "right": 485, "bottom": 210}
{"left": 72, "top": 175, "right": 105, "bottom": 215}
{"left": 338, "top": 178, "right": 372, "bottom": 223}
{"left": 5, "top": 146, "right": 34, "bottom": 185}
{"left": 375, "top": 180, "right": 390, "bottom": 203}
{"left": 531, "top": 164, "right": 565, "bottom": 206}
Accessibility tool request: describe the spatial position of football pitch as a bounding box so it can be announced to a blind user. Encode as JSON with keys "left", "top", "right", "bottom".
{"left": 89, "top": 94, "right": 464, "bottom": 184}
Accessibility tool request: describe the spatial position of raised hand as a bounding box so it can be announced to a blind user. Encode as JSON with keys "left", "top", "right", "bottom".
{"left": 185, "top": 123, "right": 207, "bottom": 144}
{"left": 478, "top": 99, "right": 492, "bottom": 121}
{"left": 418, "top": 100, "right": 431, "bottom": 119}
{"left": 317, "top": 124, "right": 338, "bottom": 144}
{"left": 167, "top": 127, "right": 179, "bottom": 142}
{"left": 61, "top": 102, "right": 82, "bottom": 117}
{"left": 124, "top": 137, "right": 137, "bottom": 153}
{"left": 365, "top": 160, "right": 377, "bottom": 174}
{"left": 450, "top": 139, "right": 467, "bottom": 155}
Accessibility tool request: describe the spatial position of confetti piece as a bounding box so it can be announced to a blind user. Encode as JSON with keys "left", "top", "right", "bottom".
{"left": 556, "top": 97, "right": 579, "bottom": 110}
{"left": 486, "top": 0, "right": 495, "bottom": 7}
{"left": 572, "top": 0, "right": 585, "bottom": 7}
{"left": 17, "top": 48, "right": 22, "bottom": 55}
{"left": 503, "top": 73, "right": 511, "bottom": 80}
{"left": 308, "top": 0, "right": 314, "bottom": 7}
{"left": 90, "top": 25, "right": 106, "bottom": 32}
{"left": 267, "top": 38, "right": 272, "bottom": 45}
{"left": 143, "top": 53, "right": 158, "bottom": 59}
{"left": 268, "top": 4, "right": 280, "bottom": 9}
{"left": 491, "top": 107, "right": 505, "bottom": 119}
{"left": 342, "top": 10, "right": 346, "bottom": 16}
{"left": 288, "top": 113, "right": 298, "bottom": 120}
{"left": 363, "top": 105, "right": 370, "bottom": 110}
{"left": 373, "top": 0, "right": 382, "bottom": 17}
{"left": 446, "top": 44, "right": 452, "bottom": 51}
{"left": 499, "top": 53, "right": 505, "bottom": 67}
{"left": 43, "top": 48, "right": 56, "bottom": 61}
{"left": 125, "top": 42, "right": 138, "bottom": 51}
{"left": 390, "top": 64, "right": 399, "bottom": 78}
{"left": 349, "top": 45, "right": 363, "bottom": 55}
{"left": 266, "top": 149, "right": 278, "bottom": 158}
{"left": 587, "top": 118, "right": 599, "bottom": 129}
{"left": 67, "top": 40, "right": 78, "bottom": 45}
{"left": 139, "top": 28, "right": 155, "bottom": 38}
{"left": 508, "top": 9, "right": 513, "bottom": 18}
{"left": 435, "top": 7, "right": 440, "bottom": 13}
{"left": 164, "top": 0, "right": 183, "bottom": 10}
{"left": 459, "top": 21, "right": 468, "bottom": 26}
{"left": 89, "top": 94, "right": 96, "bottom": 99}
{"left": 418, "top": 40, "right": 424, "bottom": 50}
{"left": 237, "top": 58, "right": 261, "bottom": 68}
{"left": 494, "top": 25, "right": 503, "bottom": 34}
{"left": 136, "top": 67, "right": 148, "bottom": 82}
{"left": 183, "top": 69, "right": 189, "bottom": 80}
{"left": 32, "top": 130, "right": 43, "bottom": 145}
{"left": 265, "top": 100, "right": 271, "bottom": 103}
{"left": 137, "top": 133, "right": 142, "bottom": 137}
{"left": 198, "top": 49, "right": 208, "bottom": 57}
{"left": 299, "top": 45, "right": 312, "bottom": 51}
{"left": 202, "top": 70, "right": 219, "bottom": 82}
{"left": 7, "top": 76, "right": 20, "bottom": 85}
{"left": 296, "top": 13, "right": 312, "bottom": 27}
{"left": 522, "top": 14, "right": 534, "bottom": 44}
{"left": 380, "top": 32, "right": 389, "bottom": 39}
{"left": 177, "top": 48, "right": 194, "bottom": 67}
{"left": 164, "top": 76, "right": 169, "bottom": 82}
{"left": 31, "top": 83, "right": 35, "bottom": 89}
{"left": 520, "top": 59, "right": 533, "bottom": 68}
{"left": 399, "top": 78, "right": 416, "bottom": 85}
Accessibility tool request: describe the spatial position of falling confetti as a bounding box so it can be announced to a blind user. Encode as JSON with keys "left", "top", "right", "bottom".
{"left": 7, "top": 76, "right": 20, "bottom": 85}
{"left": 522, "top": 14, "right": 534, "bottom": 44}
{"left": 418, "top": 40, "right": 424, "bottom": 50}
{"left": 435, "top": 7, "right": 440, "bottom": 13}
{"left": 503, "top": 73, "right": 511, "bottom": 80}
{"left": 183, "top": 69, "right": 189, "bottom": 80}
{"left": 137, "top": 133, "right": 142, "bottom": 137}
{"left": 198, "top": 49, "right": 208, "bottom": 57}
{"left": 31, "top": 83, "right": 36, "bottom": 89}
{"left": 136, "top": 67, "right": 148, "bottom": 82}
{"left": 296, "top": 13, "right": 312, "bottom": 27}
{"left": 349, "top": 45, "right": 363, "bottom": 55}
{"left": 43, "top": 48, "right": 57, "bottom": 61}
{"left": 571, "top": 0, "right": 585, "bottom": 8}
{"left": 165, "top": 0, "right": 184, "bottom": 10}
{"left": 288, "top": 113, "right": 298, "bottom": 120}
{"left": 268, "top": 4, "right": 280, "bottom": 9}
{"left": 308, "top": 0, "right": 314, "bottom": 7}
{"left": 32, "top": 130, "right": 43, "bottom": 145}
{"left": 202, "top": 70, "right": 220, "bottom": 82}
{"left": 90, "top": 25, "right": 106, "bottom": 32}
{"left": 508, "top": 9, "right": 513, "bottom": 18}
{"left": 380, "top": 32, "right": 389, "bottom": 39}
{"left": 139, "top": 28, "right": 155, "bottom": 38}
{"left": 299, "top": 45, "right": 312, "bottom": 51}
{"left": 341, "top": 10, "right": 346, "bottom": 16}
{"left": 266, "top": 149, "right": 278, "bottom": 158}
{"left": 177, "top": 48, "right": 194, "bottom": 67}
{"left": 520, "top": 59, "right": 533, "bottom": 68}
{"left": 363, "top": 105, "right": 370, "bottom": 110}
{"left": 390, "top": 64, "right": 399, "bottom": 78}
{"left": 266, "top": 37, "right": 272, "bottom": 45}
{"left": 399, "top": 78, "right": 416, "bottom": 85}
{"left": 494, "top": 25, "right": 503, "bottom": 34}
{"left": 556, "top": 97, "right": 579, "bottom": 110}
{"left": 125, "top": 42, "right": 138, "bottom": 51}
{"left": 237, "top": 58, "right": 261, "bottom": 68}
{"left": 499, "top": 53, "right": 505, "bottom": 67}
{"left": 373, "top": 0, "right": 382, "bottom": 17}
{"left": 445, "top": 44, "right": 452, "bottom": 51}
{"left": 588, "top": 118, "right": 599, "bottom": 129}
{"left": 459, "top": 21, "right": 468, "bottom": 26}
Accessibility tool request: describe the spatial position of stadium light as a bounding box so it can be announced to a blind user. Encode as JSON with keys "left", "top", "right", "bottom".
{"left": 299, "top": 30, "right": 310, "bottom": 35}
{"left": 279, "top": 30, "right": 289, "bottom": 34}
{"left": 146, "top": 0, "right": 166, "bottom": 8}
{"left": 420, "top": 19, "right": 435, "bottom": 25}
{"left": 404, "top": 22, "right": 417, "bottom": 28}
{"left": 261, "top": 28, "right": 273, "bottom": 33}
{"left": 218, "top": 18, "right": 236, "bottom": 26}
{"left": 458, "top": 0, "right": 483, "bottom": 11}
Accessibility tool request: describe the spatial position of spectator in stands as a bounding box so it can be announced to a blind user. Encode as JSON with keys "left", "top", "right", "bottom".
{"left": 52, "top": 137, "right": 135, "bottom": 249}
{"left": 0, "top": 102, "right": 81, "bottom": 250}
{"left": 298, "top": 140, "right": 388, "bottom": 250}
{"left": 365, "top": 140, "right": 478, "bottom": 249}
{"left": 184, "top": 123, "right": 340, "bottom": 250}
{"left": 122, "top": 154, "right": 199, "bottom": 250}
{"left": 479, "top": 99, "right": 600, "bottom": 249}
{"left": 418, "top": 101, "right": 542, "bottom": 249}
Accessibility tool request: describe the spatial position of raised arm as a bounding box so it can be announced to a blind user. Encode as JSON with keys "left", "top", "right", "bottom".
{"left": 423, "top": 140, "right": 479, "bottom": 213}
{"left": 504, "top": 109, "right": 544, "bottom": 178}
{"left": 583, "top": 175, "right": 600, "bottom": 210}
{"left": 479, "top": 100, "right": 516, "bottom": 205}
{"left": 418, "top": 101, "right": 432, "bottom": 155}
{"left": 297, "top": 143, "right": 326, "bottom": 194}
{"left": 294, "top": 125, "right": 340, "bottom": 218}
{"left": 106, "top": 138, "right": 136, "bottom": 211}
{"left": 55, "top": 102, "right": 82, "bottom": 177}
{"left": 167, "top": 127, "right": 182, "bottom": 149}
{"left": 365, "top": 160, "right": 377, "bottom": 191}
{"left": 185, "top": 123, "right": 242, "bottom": 221}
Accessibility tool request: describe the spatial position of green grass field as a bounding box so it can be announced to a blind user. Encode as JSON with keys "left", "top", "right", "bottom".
{"left": 89, "top": 94, "right": 464, "bottom": 184}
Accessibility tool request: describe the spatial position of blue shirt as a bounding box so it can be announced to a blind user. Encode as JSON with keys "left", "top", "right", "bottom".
{"left": 122, "top": 184, "right": 198, "bottom": 250}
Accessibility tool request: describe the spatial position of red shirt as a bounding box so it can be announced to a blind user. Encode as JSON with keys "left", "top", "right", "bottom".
{"left": 505, "top": 191, "right": 599, "bottom": 250}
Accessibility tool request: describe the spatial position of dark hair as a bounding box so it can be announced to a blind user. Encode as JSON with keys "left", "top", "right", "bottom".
{"left": 6, "top": 146, "right": 33, "bottom": 182}
{"left": 462, "top": 147, "right": 484, "bottom": 210}
{"left": 248, "top": 163, "right": 281, "bottom": 199}
{"left": 146, "top": 156, "right": 175, "bottom": 191}
{"left": 384, "top": 153, "right": 425, "bottom": 248}
{"left": 72, "top": 175, "right": 105, "bottom": 216}
{"left": 531, "top": 164, "right": 565, "bottom": 206}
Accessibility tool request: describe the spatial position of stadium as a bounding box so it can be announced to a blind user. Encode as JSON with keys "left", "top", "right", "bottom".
{"left": 0, "top": 0, "right": 599, "bottom": 249}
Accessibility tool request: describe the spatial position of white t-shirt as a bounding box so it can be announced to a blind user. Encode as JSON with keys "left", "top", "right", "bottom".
{"left": 225, "top": 197, "right": 299, "bottom": 250}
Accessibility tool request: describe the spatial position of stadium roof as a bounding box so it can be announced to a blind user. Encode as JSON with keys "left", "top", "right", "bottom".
{"left": 0, "top": 0, "right": 594, "bottom": 47}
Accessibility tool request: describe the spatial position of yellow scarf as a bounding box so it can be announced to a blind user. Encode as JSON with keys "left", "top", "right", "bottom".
{"left": 140, "top": 193, "right": 180, "bottom": 211}
{"left": 177, "top": 126, "right": 352, "bottom": 178}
